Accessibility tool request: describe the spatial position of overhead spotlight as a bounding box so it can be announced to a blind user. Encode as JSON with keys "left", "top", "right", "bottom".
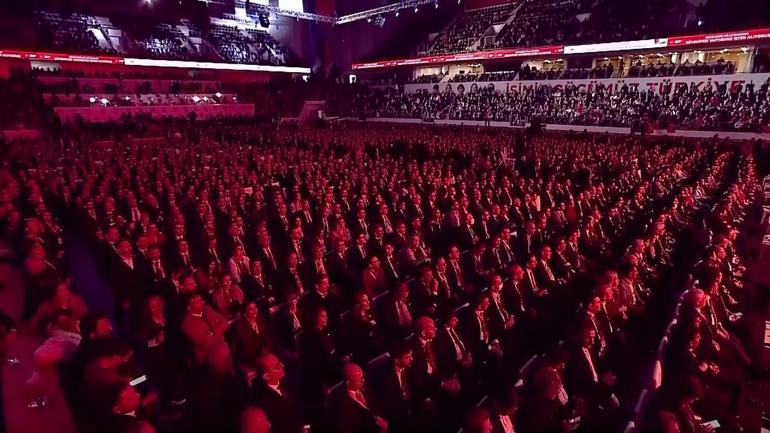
{"left": 697, "top": 20, "right": 703, "bottom": 26}
{"left": 414, "top": 6, "right": 419, "bottom": 12}
{"left": 395, "top": 10, "right": 399, "bottom": 16}
{"left": 89, "top": 96, "right": 96, "bottom": 104}
{"left": 435, "top": 2, "right": 439, "bottom": 8}
{"left": 458, "top": 0, "right": 461, "bottom": 3}
{"left": 215, "top": 92, "right": 222, "bottom": 98}
{"left": 192, "top": 96, "right": 201, "bottom": 103}
{"left": 144, "top": 0, "right": 152, "bottom": 5}
{"left": 367, "top": 17, "right": 372, "bottom": 23}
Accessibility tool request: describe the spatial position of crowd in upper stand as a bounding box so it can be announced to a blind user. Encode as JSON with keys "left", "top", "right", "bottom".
{"left": 412, "top": 0, "right": 769, "bottom": 56}
{"left": 408, "top": 75, "right": 446, "bottom": 84}
{"left": 404, "top": 59, "right": 737, "bottom": 87}
{"left": 352, "top": 78, "right": 770, "bottom": 131}
{"left": 494, "top": 0, "right": 584, "bottom": 51}
{"left": 34, "top": 10, "right": 117, "bottom": 55}
{"left": 0, "top": 121, "right": 764, "bottom": 433}
{"left": 0, "top": 11, "right": 292, "bottom": 66}
{"left": 627, "top": 60, "right": 737, "bottom": 78}
{"left": 428, "top": 4, "right": 518, "bottom": 55}
{"left": 205, "top": 25, "right": 287, "bottom": 66}
{"left": 127, "top": 23, "right": 195, "bottom": 61}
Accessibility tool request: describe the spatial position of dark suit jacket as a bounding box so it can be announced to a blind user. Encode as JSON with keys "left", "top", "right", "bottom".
{"left": 446, "top": 260, "right": 465, "bottom": 294}
{"left": 379, "top": 296, "right": 413, "bottom": 341}
{"left": 333, "top": 388, "right": 380, "bottom": 433}
{"left": 434, "top": 326, "right": 468, "bottom": 378}
{"left": 338, "top": 313, "right": 378, "bottom": 363}
{"left": 565, "top": 347, "right": 603, "bottom": 400}
{"left": 109, "top": 256, "right": 143, "bottom": 305}
{"left": 251, "top": 380, "right": 304, "bottom": 433}
{"left": 410, "top": 338, "right": 440, "bottom": 400}
{"left": 375, "top": 363, "right": 416, "bottom": 424}
{"left": 502, "top": 280, "right": 528, "bottom": 317}
{"left": 327, "top": 251, "right": 352, "bottom": 292}
{"left": 229, "top": 317, "right": 272, "bottom": 368}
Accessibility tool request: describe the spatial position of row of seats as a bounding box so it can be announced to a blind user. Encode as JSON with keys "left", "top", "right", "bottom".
{"left": 354, "top": 79, "right": 770, "bottom": 131}
{"left": 428, "top": 3, "right": 518, "bottom": 55}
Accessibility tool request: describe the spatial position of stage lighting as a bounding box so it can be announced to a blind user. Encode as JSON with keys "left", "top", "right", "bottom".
{"left": 100, "top": 98, "right": 109, "bottom": 105}
{"left": 89, "top": 97, "right": 96, "bottom": 103}
{"left": 192, "top": 96, "right": 201, "bottom": 103}
{"left": 414, "top": 6, "right": 419, "bottom": 13}
{"left": 435, "top": 2, "right": 439, "bottom": 8}
{"left": 215, "top": 92, "right": 222, "bottom": 98}
{"left": 144, "top": 0, "right": 152, "bottom": 5}
{"left": 395, "top": 10, "right": 399, "bottom": 16}
{"left": 367, "top": 17, "right": 372, "bottom": 23}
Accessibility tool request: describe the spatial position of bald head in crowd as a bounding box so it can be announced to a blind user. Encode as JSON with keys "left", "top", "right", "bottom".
{"left": 239, "top": 407, "right": 271, "bottom": 433}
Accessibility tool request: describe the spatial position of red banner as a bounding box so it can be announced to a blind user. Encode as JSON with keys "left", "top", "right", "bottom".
{"left": 352, "top": 46, "right": 565, "bottom": 70}
{"left": 667, "top": 28, "right": 770, "bottom": 48}
{"left": 0, "top": 49, "right": 123, "bottom": 64}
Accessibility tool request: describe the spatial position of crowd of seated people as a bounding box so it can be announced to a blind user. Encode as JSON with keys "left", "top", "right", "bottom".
{"left": 636, "top": 153, "right": 762, "bottom": 433}
{"left": 627, "top": 60, "right": 736, "bottom": 78}
{"left": 2, "top": 120, "right": 763, "bottom": 433}
{"left": 0, "top": 71, "right": 54, "bottom": 129}
{"left": 409, "top": 74, "right": 445, "bottom": 84}
{"left": 494, "top": 0, "right": 583, "bottom": 50}
{"left": 627, "top": 61, "right": 678, "bottom": 78}
{"left": 449, "top": 73, "right": 479, "bottom": 83}
{"left": 34, "top": 11, "right": 116, "bottom": 55}
{"left": 409, "top": 0, "right": 769, "bottom": 55}
{"left": 476, "top": 71, "right": 517, "bottom": 82}
{"left": 675, "top": 60, "right": 736, "bottom": 76}
{"left": 428, "top": 4, "right": 517, "bottom": 55}
{"left": 518, "top": 65, "right": 564, "bottom": 81}
{"left": 130, "top": 23, "right": 194, "bottom": 61}
{"left": 205, "top": 24, "right": 288, "bottom": 66}
{"left": 355, "top": 79, "right": 770, "bottom": 131}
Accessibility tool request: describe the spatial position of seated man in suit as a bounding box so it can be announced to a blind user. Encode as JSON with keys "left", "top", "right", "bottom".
{"left": 381, "top": 243, "right": 400, "bottom": 289}
{"left": 230, "top": 300, "right": 273, "bottom": 375}
{"left": 375, "top": 342, "right": 417, "bottom": 433}
{"left": 535, "top": 245, "right": 562, "bottom": 291}
{"left": 487, "top": 274, "right": 515, "bottom": 341}
{"left": 434, "top": 309, "right": 473, "bottom": 388}
{"left": 361, "top": 256, "right": 386, "bottom": 299}
{"left": 252, "top": 353, "right": 308, "bottom": 433}
{"left": 333, "top": 363, "right": 388, "bottom": 433}
{"left": 180, "top": 293, "right": 232, "bottom": 375}
{"left": 565, "top": 327, "right": 618, "bottom": 419}
{"left": 412, "top": 316, "right": 461, "bottom": 405}
{"left": 379, "top": 281, "right": 414, "bottom": 342}
{"left": 339, "top": 292, "right": 381, "bottom": 364}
